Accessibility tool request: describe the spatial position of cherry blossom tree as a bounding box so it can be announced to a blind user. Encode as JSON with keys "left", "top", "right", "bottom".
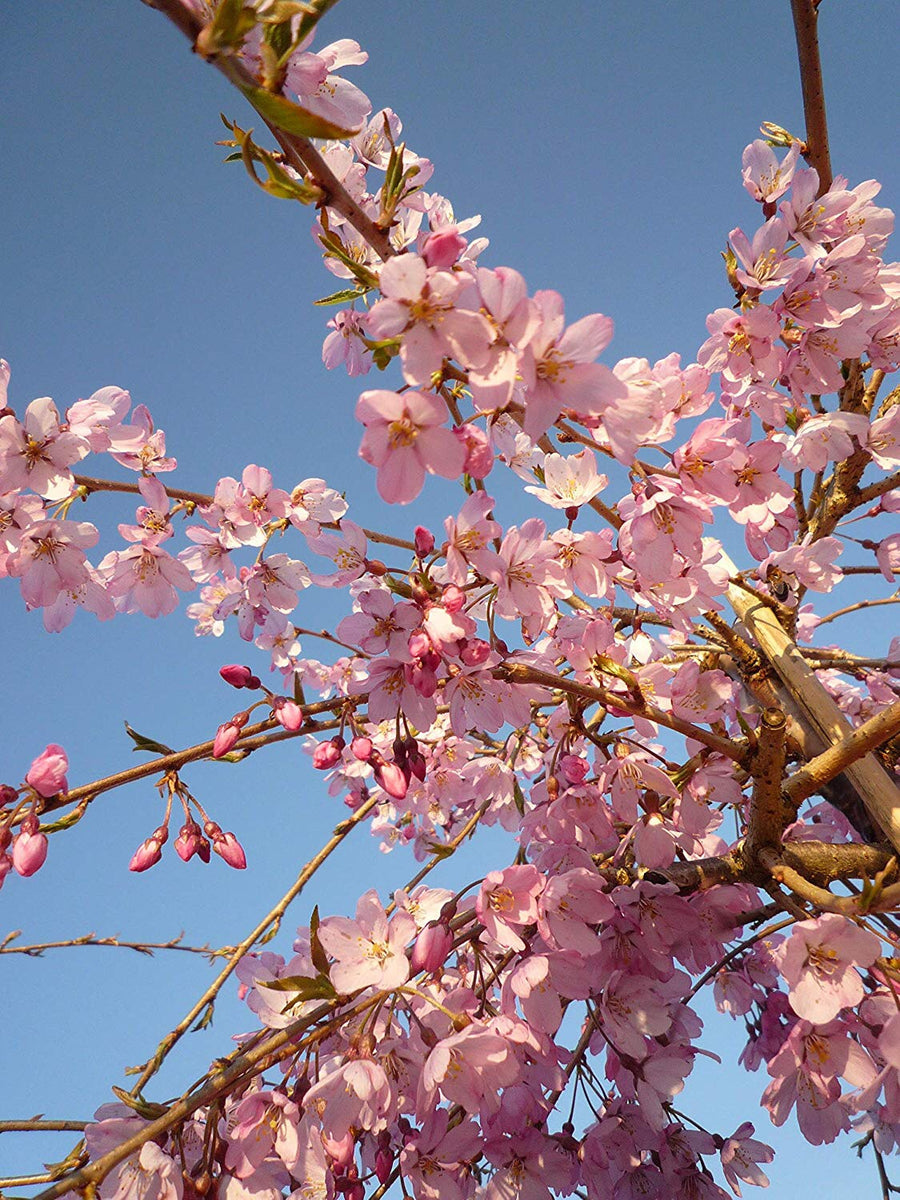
{"left": 2, "top": 1, "right": 900, "bottom": 1198}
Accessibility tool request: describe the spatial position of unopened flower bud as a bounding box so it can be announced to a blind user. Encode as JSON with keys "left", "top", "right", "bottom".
{"left": 374, "top": 1131, "right": 394, "bottom": 1185}
{"left": 210, "top": 829, "right": 247, "bottom": 870}
{"left": 350, "top": 736, "right": 373, "bottom": 761}
{"left": 174, "top": 820, "right": 207, "bottom": 863}
{"left": 414, "top": 525, "right": 435, "bottom": 557}
{"left": 213, "top": 722, "right": 241, "bottom": 758}
{"left": 453, "top": 422, "right": 493, "bottom": 479}
{"left": 273, "top": 697, "right": 304, "bottom": 732}
{"left": 440, "top": 584, "right": 466, "bottom": 613}
{"left": 406, "top": 745, "right": 427, "bottom": 781}
{"left": 407, "top": 630, "right": 431, "bottom": 659}
{"left": 219, "top": 664, "right": 261, "bottom": 689}
{"left": 459, "top": 637, "right": 491, "bottom": 666}
{"left": 312, "top": 736, "right": 345, "bottom": 769}
{"left": 0, "top": 784, "right": 18, "bottom": 806}
{"left": 12, "top": 827, "right": 48, "bottom": 877}
{"left": 374, "top": 760, "right": 408, "bottom": 800}
{"left": 129, "top": 835, "right": 164, "bottom": 873}
{"left": 409, "top": 920, "right": 453, "bottom": 974}
{"left": 422, "top": 226, "right": 467, "bottom": 269}
{"left": 25, "top": 744, "right": 69, "bottom": 798}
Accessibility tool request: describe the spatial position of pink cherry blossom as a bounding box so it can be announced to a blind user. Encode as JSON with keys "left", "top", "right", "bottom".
{"left": 25, "top": 743, "right": 69, "bottom": 797}
{"left": 317, "top": 889, "right": 415, "bottom": 992}
{"left": 0, "top": 396, "right": 88, "bottom": 499}
{"left": 356, "top": 389, "right": 466, "bottom": 503}
{"left": 776, "top": 915, "right": 881, "bottom": 1024}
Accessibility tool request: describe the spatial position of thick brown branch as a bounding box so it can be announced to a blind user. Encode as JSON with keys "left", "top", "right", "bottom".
{"left": 744, "top": 707, "right": 788, "bottom": 868}
{"left": 784, "top": 701, "right": 900, "bottom": 808}
{"left": 789, "top": 0, "right": 832, "bottom": 192}
{"left": 720, "top": 550, "right": 900, "bottom": 852}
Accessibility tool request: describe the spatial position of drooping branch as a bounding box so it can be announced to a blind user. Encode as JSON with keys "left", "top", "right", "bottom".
{"left": 789, "top": 0, "right": 832, "bottom": 192}
{"left": 129, "top": 786, "right": 383, "bottom": 1093}
{"left": 0, "top": 930, "right": 221, "bottom": 958}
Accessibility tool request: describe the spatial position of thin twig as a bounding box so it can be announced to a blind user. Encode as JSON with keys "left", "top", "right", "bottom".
{"left": 0, "top": 931, "right": 221, "bottom": 958}
{"left": 129, "top": 788, "right": 384, "bottom": 1093}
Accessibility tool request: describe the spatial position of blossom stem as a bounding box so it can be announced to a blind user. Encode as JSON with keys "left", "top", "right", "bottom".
{"left": 789, "top": 0, "right": 832, "bottom": 192}
{"left": 142, "top": 0, "right": 395, "bottom": 260}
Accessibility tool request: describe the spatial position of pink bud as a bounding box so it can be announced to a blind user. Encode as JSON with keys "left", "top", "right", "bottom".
{"left": 407, "top": 745, "right": 427, "bottom": 782}
{"left": 409, "top": 920, "right": 453, "bottom": 974}
{"left": 211, "top": 830, "right": 247, "bottom": 870}
{"left": 25, "top": 744, "right": 69, "bottom": 799}
{"left": 459, "top": 637, "right": 491, "bottom": 666}
{"left": 421, "top": 226, "right": 467, "bottom": 269}
{"left": 312, "top": 737, "right": 345, "bottom": 770}
{"left": 440, "top": 584, "right": 466, "bottom": 613}
{"left": 374, "top": 1133, "right": 394, "bottom": 1185}
{"left": 12, "top": 828, "right": 48, "bottom": 877}
{"left": 174, "top": 821, "right": 207, "bottom": 863}
{"left": 0, "top": 854, "right": 12, "bottom": 890}
{"left": 350, "top": 736, "right": 373, "bottom": 761}
{"left": 374, "top": 760, "right": 408, "bottom": 800}
{"left": 273, "top": 698, "right": 304, "bottom": 732}
{"left": 559, "top": 753, "right": 589, "bottom": 785}
{"left": 219, "top": 664, "right": 261, "bottom": 689}
{"left": 414, "top": 525, "right": 435, "bottom": 557}
{"left": 213, "top": 722, "right": 241, "bottom": 758}
{"left": 129, "top": 836, "right": 163, "bottom": 873}
{"left": 322, "top": 1131, "right": 355, "bottom": 1168}
{"left": 407, "top": 630, "right": 431, "bottom": 659}
{"left": 0, "top": 784, "right": 18, "bottom": 806}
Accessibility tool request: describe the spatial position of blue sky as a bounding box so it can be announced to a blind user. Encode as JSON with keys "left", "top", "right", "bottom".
{"left": 2, "top": 0, "right": 898, "bottom": 1193}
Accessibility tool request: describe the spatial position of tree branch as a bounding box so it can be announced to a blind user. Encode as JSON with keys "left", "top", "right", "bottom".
{"left": 141, "top": 0, "right": 395, "bottom": 260}
{"left": 789, "top": 0, "right": 832, "bottom": 192}
{"left": 720, "top": 550, "right": 900, "bottom": 852}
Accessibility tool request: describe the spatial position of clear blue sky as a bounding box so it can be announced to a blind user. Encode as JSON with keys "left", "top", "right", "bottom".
{"left": 2, "top": 1, "right": 898, "bottom": 1193}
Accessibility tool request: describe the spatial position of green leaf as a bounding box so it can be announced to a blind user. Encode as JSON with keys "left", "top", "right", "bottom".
{"left": 191, "top": 1003, "right": 215, "bottom": 1033}
{"left": 196, "top": 0, "right": 257, "bottom": 58}
{"left": 124, "top": 721, "right": 174, "bottom": 757}
{"left": 111, "top": 1088, "right": 168, "bottom": 1119}
{"left": 228, "top": 121, "right": 322, "bottom": 202}
{"left": 309, "top": 905, "right": 331, "bottom": 976}
{"left": 314, "top": 286, "right": 370, "bottom": 307}
{"left": 239, "top": 85, "right": 357, "bottom": 140}
{"left": 259, "top": 972, "right": 337, "bottom": 1012}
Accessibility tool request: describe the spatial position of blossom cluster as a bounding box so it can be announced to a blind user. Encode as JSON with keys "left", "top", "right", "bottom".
{"left": 5, "top": 3, "right": 900, "bottom": 1198}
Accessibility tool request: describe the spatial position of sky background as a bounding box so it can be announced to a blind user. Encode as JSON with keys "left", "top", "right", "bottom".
{"left": 2, "top": 1, "right": 899, "bottom": 1194}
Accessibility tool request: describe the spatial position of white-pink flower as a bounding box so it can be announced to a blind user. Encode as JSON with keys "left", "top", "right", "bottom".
{"left": 356, "top": 389, "right": 466, "bottom": 503}
{"left": 776, "top": 914, "right": 881, "bottom": 1024}
{"left": 317, "top": 889, "right": 415, "bottom": 992}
